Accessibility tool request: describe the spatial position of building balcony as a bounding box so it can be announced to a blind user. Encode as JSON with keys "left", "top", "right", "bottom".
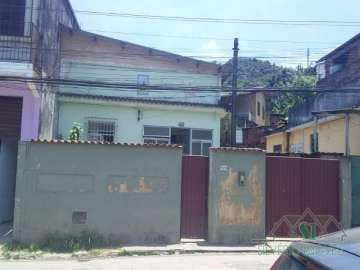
{"left": 0, "top": 17, "right": 36, "bottom": 63}
{"left": 0, "top": 35, "right": 32, "bottom": 63}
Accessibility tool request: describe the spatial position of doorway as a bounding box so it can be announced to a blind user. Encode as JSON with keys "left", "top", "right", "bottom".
{"left": 171, "top": 128, "right": 190, "bottom": 154}
{"left": 181, "top": 155, "right": 209, "bottom": 239}
{"left": 0, "top": 96, "right": 22, "bottom": 223}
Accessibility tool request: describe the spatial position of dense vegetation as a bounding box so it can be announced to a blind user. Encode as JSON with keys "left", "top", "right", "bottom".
{"left": 222, "top": 58, "right": 317, "bottom": 116}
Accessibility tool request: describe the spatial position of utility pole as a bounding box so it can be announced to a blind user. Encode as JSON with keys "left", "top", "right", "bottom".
{"left": 307, "top": 48, "right": 310, "bottom": 68}
{"left": 231, "top": 38, "right": 239, "bottom": 147}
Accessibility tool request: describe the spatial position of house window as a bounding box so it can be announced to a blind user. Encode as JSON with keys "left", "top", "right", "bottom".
{"left": 143, "top": 126, "right": 170, "bottom": 144}
{"left": 191, "top": 129, "right": 213, "bottom": 156}
{"left": 273, "top": 144, "right": 282, "bottom": 153}
{"left": 0, "top": 0, "right": 26, "bottom": 36}
{"left": 290, "top": 143, "right": 304, "bottom": 153}
{"left": 329, "top": 54, "right": 348, "bottom": 75}
{"left": 87, "top": 119, "right": 116, "bottom": 142}
{"left": 257, "top": 102, "right": 261, "bottom": 117}
{"left": 137, "top": 74, "right": 150, "bottom": 86}
{"left": 143, "top": 126, "right": 213, "bottom": 156}
{"left": 310, "top": 133, "right": 319, "bottom": 153}
{"left": 316, "top": 62, "right": 326, "bottom": 80}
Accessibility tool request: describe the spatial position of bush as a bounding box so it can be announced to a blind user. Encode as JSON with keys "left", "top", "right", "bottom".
{"left": 3, "top": 231, "right": 108, "bottom": 253}
{"left": 38, "top": 231, "right": 107, "bottom": 253}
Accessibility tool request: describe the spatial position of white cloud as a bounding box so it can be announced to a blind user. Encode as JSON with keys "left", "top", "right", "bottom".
{"left": 201, "top": 40, "right": 218, "bottom": 50}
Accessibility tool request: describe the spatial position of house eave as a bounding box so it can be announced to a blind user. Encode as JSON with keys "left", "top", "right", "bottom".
{"left": 58, "top": 94, "right": 226, "bottom": 115}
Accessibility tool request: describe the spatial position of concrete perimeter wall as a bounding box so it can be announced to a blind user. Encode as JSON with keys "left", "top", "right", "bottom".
{"left": 14, "top": 141, "right": 182, "bottom": 244}
{"left": 208, "top": 148, "right": 266, "bottom": 244}
{"left": 319, "top": 154, "right": 352, "bottom": 229}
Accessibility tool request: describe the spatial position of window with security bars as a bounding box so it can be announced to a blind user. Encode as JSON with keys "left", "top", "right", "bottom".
{"left": 87, "top": 119, "right": 116, "bottom": 142}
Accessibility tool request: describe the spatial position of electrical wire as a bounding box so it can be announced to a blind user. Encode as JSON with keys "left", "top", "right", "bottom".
{"left": 2, "top": 5, "right": 360, "bottom": 27}
{"left": 2, "top": 75, "right": 360, "bottom": 94}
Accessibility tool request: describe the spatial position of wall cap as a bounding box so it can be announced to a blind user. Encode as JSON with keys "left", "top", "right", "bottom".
{"left": 30, "top": 139, "right": 183, "bottom": 149}
{"left": 210, "top": 147, "right": 265, "bottom": 153}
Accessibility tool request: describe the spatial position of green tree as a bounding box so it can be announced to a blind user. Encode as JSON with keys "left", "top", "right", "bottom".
{"left": 272, "top": 73, "right": 317, "bottom": 116}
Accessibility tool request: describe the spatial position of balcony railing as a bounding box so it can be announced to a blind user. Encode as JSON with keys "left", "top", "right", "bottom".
{"left": 0, "top": 22, "right": 33, "bottom": 63}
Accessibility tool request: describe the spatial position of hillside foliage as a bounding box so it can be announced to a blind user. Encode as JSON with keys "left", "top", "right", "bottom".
{"left": 223, "top": 58, "right": 317, "bottom": 116}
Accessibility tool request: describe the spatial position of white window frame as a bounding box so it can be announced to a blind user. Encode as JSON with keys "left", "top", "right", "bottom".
{"left": 190, "top": 129, "right": 213, "bottom": 156}
{"left": 316, "top": 62, "right": 326, "bottom": 80}
{"left": 142, "top": 126, "right": 213, "bottom": 156}
{"left": 86, "top": 117, "right": 117, "bottom": 142}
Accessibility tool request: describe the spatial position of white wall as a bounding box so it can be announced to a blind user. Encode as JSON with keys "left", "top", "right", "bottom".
{"left": 57, "top": 100, "right": 223, "bottom": 147}
{"left": 0, "top": 138, "right": 18, "bottom": 223}
{"left": 60, "top": 61, "right": 221, "bottom": 104}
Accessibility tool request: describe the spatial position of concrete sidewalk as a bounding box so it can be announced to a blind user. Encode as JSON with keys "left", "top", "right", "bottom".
{"left": 0, "top": 225, "right": 294, "bottom": 261}
{"left": 122, "top": 239, "right": 291, "bottom": 254}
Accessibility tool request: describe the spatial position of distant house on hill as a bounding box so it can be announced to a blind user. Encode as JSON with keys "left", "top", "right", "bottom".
{"left": 266, "top": 32, "right": 360, "bottom": 155}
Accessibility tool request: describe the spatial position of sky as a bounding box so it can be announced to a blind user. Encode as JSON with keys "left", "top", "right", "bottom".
{"left": 69, "top": 0, "right": 360, "bottom": 67}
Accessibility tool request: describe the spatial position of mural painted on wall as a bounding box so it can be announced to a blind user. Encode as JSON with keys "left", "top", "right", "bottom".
{"left": 218, "top": 166, "right": 263, "bottom": 225}
{"left": 107, "top": 176, "right": 169, "bottom": 193}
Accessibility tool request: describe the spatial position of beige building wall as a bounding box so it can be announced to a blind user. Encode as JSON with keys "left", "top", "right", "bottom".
{"left": 317, "top": 118, "right": 345, "bottom": 154}
{"left": 255, "top": 93, "right": 266, "bottom": 127}
{"left": 349, "top": 114, "right": 360, "bottom": 155}
{"left": 266, "top": 114, "right": 360, "bottom": 155}
{"left": 266, "top": 133, "right": 287, "bottom": 153}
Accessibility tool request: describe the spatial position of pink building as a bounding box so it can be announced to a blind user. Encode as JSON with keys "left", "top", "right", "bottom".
{"left": 0, "top": 82, "right": 40, "bottom": 141}
{"left": 0, "top": 82, "right": 40, "bottom": 223}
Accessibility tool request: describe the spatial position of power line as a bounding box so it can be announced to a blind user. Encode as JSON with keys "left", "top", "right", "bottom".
{"left": 87, "top": 29, "right": 343, "bottom": 45}
{"left": 0, "top": 19, "right": 346, "bottom": 46}
{"left": 2, "top": 5, "right": 360, "bottom": 27}
{"left": 73, "top": 11, "right": 360, "bottom": 27}
{"left": 2, "top": 75, "right": 360, "bottom": 94}
{"left": 0, "top": 44, "right": 326, "bottom": 61}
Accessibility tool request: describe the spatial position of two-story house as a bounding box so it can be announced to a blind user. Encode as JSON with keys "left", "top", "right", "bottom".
{"left": 0, "top": 0, "right": 225, "bottom": 224}
{"left": 0, "top": 0, "right": 78, "bottom": 223}
{"left": 55, "top": 28, "right": 225, "bottom": 155}
{"left": 266, "top": 33, "right": 360, "bottom": 155}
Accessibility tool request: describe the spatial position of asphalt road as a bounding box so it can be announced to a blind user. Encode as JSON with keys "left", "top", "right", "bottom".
{"left": 0, "top": 253, "right": 278, "bottom": 270}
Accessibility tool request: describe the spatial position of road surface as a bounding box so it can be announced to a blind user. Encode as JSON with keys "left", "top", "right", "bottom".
{"left": 0, "top": 253, "right": 278, "bottom": 270}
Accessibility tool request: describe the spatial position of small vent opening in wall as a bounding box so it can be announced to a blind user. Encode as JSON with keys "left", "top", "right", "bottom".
{"left": 72, "top": 211, "right": 87, "bottom": 224}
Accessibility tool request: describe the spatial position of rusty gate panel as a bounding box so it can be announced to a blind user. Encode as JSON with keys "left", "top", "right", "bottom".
{"left": 266, "top": 156, "right": 339, "bottom": 237}
{"left": 302, "top": 158, "right": 339, "bottom": 220}
{"left": 181, "top": 155, "right": 209, "bottom": 239}
{"left": 266, "top": 157, "right": 303, "bottom": 235}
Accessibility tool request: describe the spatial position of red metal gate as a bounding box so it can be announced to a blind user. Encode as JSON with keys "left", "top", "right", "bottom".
{"left": 181, "top": 156, "right": 209, "bottom": 239}
{"left": 266, "top": 156, "right": 339, "bottom": 237}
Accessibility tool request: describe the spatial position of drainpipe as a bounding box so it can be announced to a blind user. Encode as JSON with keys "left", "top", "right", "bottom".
{"left": 313, "top": 116, "right": 318, "bottom": 153}
{"left": 345, "top": 113, "right": 350, "bottom": 156}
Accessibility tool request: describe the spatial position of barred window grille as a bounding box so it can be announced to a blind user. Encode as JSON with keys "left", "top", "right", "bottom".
{"left": 87, "top": 119, "right": 116, "bottom": 142}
